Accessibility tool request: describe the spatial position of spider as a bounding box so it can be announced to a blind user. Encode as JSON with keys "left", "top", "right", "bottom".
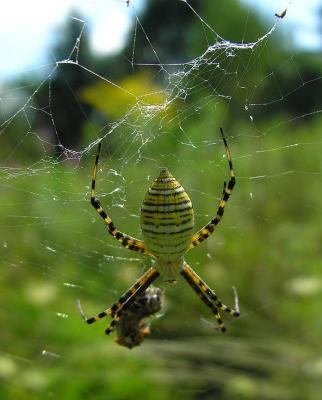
{"left": 115, "top": 285, "right": 163, "bottom": 349}
{"left": 275, "top": 9, "right": 287, "bottom": 19}
{"left": 79, "top": 128, "right": 240, "bottom": 335}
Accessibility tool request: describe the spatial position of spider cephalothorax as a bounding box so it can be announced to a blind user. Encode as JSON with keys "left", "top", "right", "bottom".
{"left": 79, "top": 128, "right": 240, "bottom": 336}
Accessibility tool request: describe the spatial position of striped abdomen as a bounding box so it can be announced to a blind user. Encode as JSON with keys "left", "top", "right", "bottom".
{"left": 140, "top": 168, "right": 194, "bottom": 262}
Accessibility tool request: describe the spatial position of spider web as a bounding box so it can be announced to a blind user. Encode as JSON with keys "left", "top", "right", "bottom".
{"left": 1, "top": 1, "right": 322, "bottom": 399}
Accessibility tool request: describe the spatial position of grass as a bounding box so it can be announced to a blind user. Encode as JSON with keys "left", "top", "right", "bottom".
{"left": 1, "top": 116, "right": 322, "bottom": 399}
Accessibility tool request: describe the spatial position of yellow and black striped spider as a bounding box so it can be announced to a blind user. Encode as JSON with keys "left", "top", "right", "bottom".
{"left": 79, "top": 128, "right": 240, "bottom": 335}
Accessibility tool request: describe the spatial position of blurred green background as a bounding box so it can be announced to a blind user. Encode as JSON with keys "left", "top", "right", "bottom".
{"left": 1, "top": 1, "right": 322, "bottom": 399}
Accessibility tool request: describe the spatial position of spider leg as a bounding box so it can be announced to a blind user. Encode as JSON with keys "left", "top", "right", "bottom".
{"left": 181, "top": 263, "right": 240, "bottom": 332}
{"left": 189, "top": 128, "right": 235, "bottom": 249}
{"left": 91, "top": 142, "right": 150, "bottom": 255}
{"left": 105, "top": 268, "right": 160, "bottom": 335}
{"left": 79, "top": 267, "right": 159, "bottom": 326}
{"left": 181, "top": 263, "right": 226, "bottom": 332}
{"left": 182, "top": 263, "right": 240, "bottom": 317}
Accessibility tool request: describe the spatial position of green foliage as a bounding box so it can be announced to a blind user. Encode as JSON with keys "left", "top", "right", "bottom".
{"left": 2, "top": 114, "right": 322, "bottom": 399}
{"left": 80, "top": 70, "right": 169, "bottom": 120}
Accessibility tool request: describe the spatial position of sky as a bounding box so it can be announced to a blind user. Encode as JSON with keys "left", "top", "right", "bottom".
{"left": 0, "top": 0, "right": 321, "bottom": 81}
{"left": 243, "top": 0, "right": 321, "bottom": 49}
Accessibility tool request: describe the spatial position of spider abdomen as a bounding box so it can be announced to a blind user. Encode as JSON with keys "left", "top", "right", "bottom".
{"left": 140, "top": 168, "right": 194, "bottom": 262}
